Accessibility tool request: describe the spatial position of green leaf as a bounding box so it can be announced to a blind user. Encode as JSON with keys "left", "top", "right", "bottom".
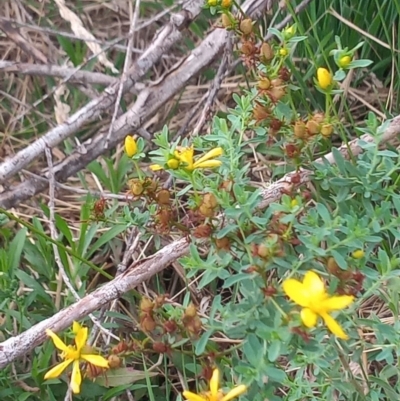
{"left": 95, "top": 368, "right": 158, "bottom": 387}
{"left": 195, "top": 329, "right": 214, "bottom": 355}
{"left": 8, "top": 228, "right": 27, "bottom": 273}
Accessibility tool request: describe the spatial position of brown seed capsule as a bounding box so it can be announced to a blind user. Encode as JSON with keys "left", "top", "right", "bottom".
{"left": 239, "top": 18, "right": 253, "bottom": 35}
{"left": 278, "top": 66, "right": 291, "bottom": 81}
{"left": 271, "top": 78, "right": 284, "bottom": 87}
{"left": 203, "top": 193, "right": 218, "bottom": 209}
{"left": 253, "top": 102, "right": 271, "bottom": 121}
{"left": 258, "top": 77, "right": 271, "bottom": 90}
{"left": 156, "top": 189, "right": 170, "bottom": 205}
{"left": 164, "top": 319, "right": 178, "bottom": 333}
{"left": 108, "top": 355, "right": 121, "bottom": 369}
{"left": 222, "top": 14, "right": 231, "bottom": 28}
{"left": 140, "top": 315, "right": 156, "bottom": 332}
{"left": 128, "top": 179, "right": 144, "bottom": 196}
{"left": 312, "top": 112, "right": 325, "bottom": 124}
{"left": 285, "top": 143, "right": 298, "bottom": 158}
{"left": 306, "top": 120, "right": 321, "bottom": 135}
{"left": 199, "top": 203, "right": 215, "bottom": 217}
{"left": 320, "top": 123, "right": 333, "bottom": 137}
{"left": 153, "top": 342, "right": 168, "bottom": 353}
{"left": 257, "top": 243, "right": 269, "bottom": 258}
{"left": 293, "top": 121, "right": 306, "bottom": 139}
{"left": 193, "top": 224, "right": 212, "bottom": 238}
{"left": 215, "top": 236, "right": 231, "bottom": 251}
{"left": 270, "top": 119, "right": 282, "bottom": 131}
{"left": 260, "top": 42, "right": 274, "bottom": 62}
{"left": 268, "top": 85, "right": 286, "bottom": 102}
{"left": 140, "top": 297, "right": 154, "bottom": 313}
{"left": 184, "top": 303, "right": 198, "bottom": 318}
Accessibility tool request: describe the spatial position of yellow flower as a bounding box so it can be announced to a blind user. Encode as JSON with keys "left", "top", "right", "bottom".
{"left": 352, "top": 249, "right": 364, "bottom": 259}
{"left": 150, "top": 147, "right": 223, "bottom": 172}
{"left": 124, "top": 135, "right": 137, "bottom": 157}
{"left": 44, "top": 322, "right": 109, "bottom": 394}
{"left": 283, "top": 25, "right": 296, "bottom": 40}
{"left": 283, "top": 271, "right": 354, "bottom": 339}
{"left": 317, "top": 68, "right": 333, "bottom": 90}
{"left": 207, "top": 0, "right": 218, "bottom": 6}
{"left": 279, "top": 47, "right": 288, "bottom": 57}
{"left": 338, "top": 55, "right": 351, "bottom": 68}
{"left": 183, "top": 368, "right": 247, "bottom": 401}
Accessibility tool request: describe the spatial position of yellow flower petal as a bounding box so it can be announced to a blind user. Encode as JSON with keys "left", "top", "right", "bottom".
{"left": 124, "top": 135, "right": 138, "bottom": 157}
{"left": 46, "top": 330, "right": 68, "bottom": 352}
{"left": 210, "top": 369, "right": 219, "bottom": 398}
{"left": 194, "top": 148, "right": 223, "bottom": 166}
{"left": 175, "top": 146, "right": 194, "bottom": 170}
{"left": 70, "top": 360, "right": 82, "bottom": 394}
{"left": 220, "top": 385, "right": 247, "bottom": 401}
{"left": 74, "top": 326, "right": 88, "bottom": 351}
{"left": 300, "top": 308, "right": 318, "bottom": 328}
{"left": 320, "top": 312, "right": 348, "bottom": 339}
{"left": 44, "top": 359, "right": 73, "bottom": 380}
{"left": 282, "top": 278, "right": 310, "bottom": 307}
{"left": 193, "top": 160, "right": 223, "bottom": 169}
{"left": 81, "top": 353, "right": 109, "bottom": 368}
{"left": 183, "top": 391, "right": 208, "bottom": 401}
{"left": 150, "top": 164, "right": 163, "bottom": 171}
{"left": 317, "top": 67, "right": 332, "bottom": 90}
{"left": 303, "top": 271, "right": 325, "bottom": 297}
{"left": 72, "top": 321, "right": 82, "bottom": 334}
{"left": 320, "top": 295, "right": 354, "bottom": 311}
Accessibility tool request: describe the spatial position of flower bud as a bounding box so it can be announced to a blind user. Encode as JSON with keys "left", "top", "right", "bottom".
{"left": 317, "top": 67, "right": 332, "bottom": 90}
{"left": 283, "top": 25, "right": 296, "bottom": 40}
{"left": 124, "top": 135, "right": 137, "bottom": 157}
{"left": 352, "top": 249, "right": 365, "bottom": 259}
{"left": 221, "top": 0, "right": 232, "bottom": 7}
{"left": 207, "top": 0, "right": 218, "bottom": 6}
{"left": 279, "top": 47, "right": 288, "bottom": 57}
{"left": 239, "top": 18, "right": 253, "bottom": 35}
{"left": 338, "top": 55, "right": 352, "bottom": 68}
{"left": 167, "top": 158, "right": 180, "bottom": 169}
